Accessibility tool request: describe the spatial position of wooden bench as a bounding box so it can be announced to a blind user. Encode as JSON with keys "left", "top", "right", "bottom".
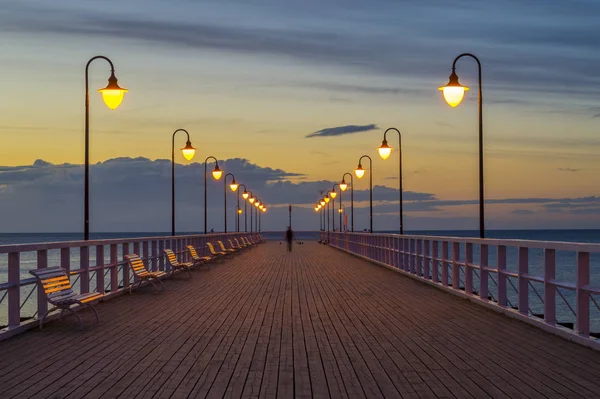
{"left": 30, "top": 267, "right": 103, "bottom": 330}
{"left": 229, "top": 239, "right": 244, "bottom": 251}
{"left": 187, "top": 245, "right": 212, "bottom": 266}
{"left": 163, "top": 249, "right": 193, "bottom": 278}
{"left": 207, "top": 242, "right": 228, "bottom": 259}
{"left": 234, "top": 238, "right": 248, "bottom": 249}
{"left": 217, "top": 240, "right": 237, "bottom": 255}
{"left": 125, "top": 254, "right": 166, "bottom": 294}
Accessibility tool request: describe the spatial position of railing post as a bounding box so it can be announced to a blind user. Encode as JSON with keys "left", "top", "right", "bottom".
{"left": 8, "top": 252, "right": 20, "bottom": 328}
{"left": 143, "top": 241, "right": 150, "bottom": 269}
{"left": 36, "top": 249, "right": 48, "bottom": 321}
{"left": 80, "top": 246, "right": 90, "bottom": 294}
{"left": 497, "top": 245, "right": 507, "bottom": 307}
{"left": 480, "top": 244, "right": 489, "bottom": 300}
{"left": 576, "top": 251, "right": 590, "bottom": 336}
{"left": 122, "top": 243, "right": 130, "bottom": 289}
{"left": 424, "top": 240, "right": 430, "bottom": 280}
{"left": 544, "top": 249, "right": 556, "bottom": 324}
{"left": 465, "top": 243, "right": 473, "bottom": 295}
{"left": 410, "top": 239, "right": 416, "bottom": 274}
{"left": 151, "top": 240, "right": 158, "bottom": 271}
{"left": 442, "top": 241, "right": 449, "bottom": 286}
{"left": 452, "top": 242, "right": 460, "bottom": 290}
{"left": 159, "top": 240, "right": 165, "bottom": 271}
{"left": 416, "top": 239, "right": 423, "bottom": 276}
{"left": 432, "top": 241, "right": 439, "bottom": 283}
{"left": 110, "top": 244, "right": 118, "bottom": 292}
{"left": 96, "top": 245, "right": 104, "bottom": 294}
{"left": 518, "top": 247, "right": 529, "bottom": 315}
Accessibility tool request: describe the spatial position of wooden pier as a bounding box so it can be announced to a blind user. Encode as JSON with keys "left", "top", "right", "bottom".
{"left": 0, "top": 242, "right": 599, "bottom": 398}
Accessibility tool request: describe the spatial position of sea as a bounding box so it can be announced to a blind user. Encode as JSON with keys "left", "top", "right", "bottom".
{"left": 1, "top": 230, "right": 599, "bottom": 334}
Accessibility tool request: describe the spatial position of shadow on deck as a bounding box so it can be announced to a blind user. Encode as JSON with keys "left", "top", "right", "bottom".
{"left": 0, "top": 242, "right": 599, "bottom": 398}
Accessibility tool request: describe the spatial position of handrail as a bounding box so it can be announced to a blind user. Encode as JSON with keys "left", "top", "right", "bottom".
{"left": 324, "top": 231, "right": 600, "bottom": 345}
{"left": 0, "top": 231, "right": 258, "bottom": 339}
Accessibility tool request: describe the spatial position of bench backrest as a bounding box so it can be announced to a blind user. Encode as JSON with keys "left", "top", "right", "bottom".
{"left": 187, "top": 245, "right": 200, "bottom": 260}
{"left": 242, "top": 237, "right": 251, "bottom": 246}
{"left": 229, "top": 239, "right": 238, "bottom": 249}
{"left": 164, "top": 248, "right": 179, "bottom": 266}
{"left": 207, "top": 242, "right": 220, "bottom": 255}
{"left": 30, "top": 267, "right": 73, "bottom": 302}
{"left": 234, "top": 238, "right": 244, "bottom": 247}
{"left": 217, "top": 241, "right": 228, "bottom": 252}
{"left": 125, "top": 254, "right": 149, "bottom": 276}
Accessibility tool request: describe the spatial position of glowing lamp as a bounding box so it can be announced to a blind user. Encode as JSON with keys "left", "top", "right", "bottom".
{"left": 249, "top": 197, "right": 255, "bottom": 204}
{"left": 354, "top": 164, "right": 365, "bottom": 179}
{"left": 229, "top": 179, "right": 239, "bottom": 192}
{"left": 254, "top": 201, "right": 260, "bottom": 208}
{"left": 340, "top": 180, "right": 348, "bottom": 191}
{"left": 330, "top": 190, "right": 337, "bottom": 199}
{"left": 262, "top": 207, "right": 266, "bottom": 212}
{"left": 242, "top": 190, "right": 249, "bottom": 200}
{"left": 181, "top": 141, "right": 196, "bottom": 161}
{"left": 320, "top": 199, "right": 325, "bottom": 206}
{"left": 439, "top": 70, "right": 469, "bottom": 107}
{"left": 338, "top": 208, "right": 343, "bottom": 213}
{"left": 378, "top": 139, "right": 392, "bottom": 160}
{"left": 314, "top": 206, "right": 319, "bottom": 211}
{"left": 237, "top": 208, "right": 242, "bottom": 214}
{"left": 98, "top": 72, "right": 128, "bottom": 110}
{"left": 212, "top": 165, "right": 223, "bottom": 180}
{"left": 324, "top": 196, "right": 330, "bottom": 203}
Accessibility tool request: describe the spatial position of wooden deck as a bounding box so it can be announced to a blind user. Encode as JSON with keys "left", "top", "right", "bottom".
{"left": 1, "top": 242, "right": 599, "bottom": 398}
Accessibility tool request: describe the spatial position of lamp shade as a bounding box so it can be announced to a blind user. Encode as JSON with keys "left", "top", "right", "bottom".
{"left": 340, "top": 180, "right": 348, "bottom": 191}
{"left": 249, "top": 197, "right": 255, "bottom": 204}
{"left": 242, "top": 191, "right": 249, "bottom": 200}
{"left": 98, "top": 73, "right": 127, "bottom": 110}
{"left": 212, "top": 165, "right": 223, "bottom": 180}
{"left": 354, "top": 164, "right": 365, "bottom": 179}
{"left": 439, "top": 70, "right": 469, "bottom": 107}
{"left": 229, "top": 179, "right": 239, "bottom": 192}
{"left": 330, "top": 191, "right": 337, "bottom": 199}
{"left": 378, "top": 139, "right": 392, "bottom": 160}
{"left": 181, "top": 141, "right": 196, "bottom": 161}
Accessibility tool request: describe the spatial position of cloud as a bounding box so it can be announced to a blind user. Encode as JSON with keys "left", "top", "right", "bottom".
{"left": 512, "top": 209, "right": 535, "bottom": 215}
{"left": 306, "top": 124, "right": 378, "bottom": 138}
{"left": 557, "top": 168, "right": 582, "bottom": 172}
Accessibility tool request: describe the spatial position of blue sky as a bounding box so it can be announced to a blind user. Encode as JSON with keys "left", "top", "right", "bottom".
{"left": 0, "top": 0, "right": 599, "bottom": 232}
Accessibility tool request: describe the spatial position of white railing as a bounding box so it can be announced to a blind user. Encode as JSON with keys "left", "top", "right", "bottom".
{"left": 0, "top": 232, "right": 258, "bottom": 339}
{"left": 324, "top": 231, "right": 600, "bottom": 346}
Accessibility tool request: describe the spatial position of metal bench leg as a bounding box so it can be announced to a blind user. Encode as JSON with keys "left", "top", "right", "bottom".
{"left": 66, "top": 307, "right": 84, "bottom": 330}
{"left": 88, "top": 304, "right": 100, "bottom": 323}
{"left": 39, "top": 310, "right": 51, "bottom": 330}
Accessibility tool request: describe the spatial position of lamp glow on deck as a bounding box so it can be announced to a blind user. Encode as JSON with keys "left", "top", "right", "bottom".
{"left": 340, "top": 180, "right": 348, "bottom": 191}
{"left": 330, "top": 191, "right": 337, "bottom": 199}
{"left": 439, "top": 70, "right": 469, "bottom": 107}
{"left": 229, "top": 180, "right": 239, "bottom": 192}
{"left": 354, "top": 164, "right": 365, "bottom": 179}
{"left": 378, "top": 140, "right": 392, "bottom": 160}
{"left": 249, "top": 197, "right": 255, "bottom": 204}
{"left": 212, "top": 166, "right": 223, "bottom": 180}
{"left": 98, "top": 73, "right": 127, "bottom": 110}
{"left": 242, "top": 191, "right": 249, "bottom": 200}
{"left": 181, "top": 141, "right": 196, "bottom": 161}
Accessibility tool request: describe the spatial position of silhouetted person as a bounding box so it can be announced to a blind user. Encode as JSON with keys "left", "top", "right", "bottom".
{"left": 285, "top": 226, "right": 294, "bottom": 252}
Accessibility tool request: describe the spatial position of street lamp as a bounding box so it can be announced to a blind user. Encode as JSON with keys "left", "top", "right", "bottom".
{"left": 341, "top": 173, "right": 354, "bottom": 232}
{"left": 238, "top": 184, "right": 248, "bottom": 232}
{"left": 439, "top": 53, "right": 485, "bottom": 238}
{"left": 247, "top": 192, "right": 254, "bottom": 232}
{"left": 331, "top": 184, "right": 339, "bottom": 231}
{"left": 84, "top": 56, "right": 127, "bottom": 240}
{"left": 223, "top": 173, "right": 238, "bottom": 233}
{"left": 378, "top": 127, "right": 403, "bottom": 234}
{"left": 204, "top": 156, "right": 222, "bottom": 234}
{"left": 171, "top": 129, "right": 196, "bottom": 236}
{"left": 355, "top": 155, "right": 373, "bottom": 233}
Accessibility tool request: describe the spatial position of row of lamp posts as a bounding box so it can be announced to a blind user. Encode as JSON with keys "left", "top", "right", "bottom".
{"left": 316, "top": 52, "right": 485, "bottom": 238}
{"left": 84, "top": 55, "right": 267, "bottom": 240}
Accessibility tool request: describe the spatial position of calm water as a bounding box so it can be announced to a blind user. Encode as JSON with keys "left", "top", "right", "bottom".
{"left": 1, "top": 230, "right": 599, "bottom": 333}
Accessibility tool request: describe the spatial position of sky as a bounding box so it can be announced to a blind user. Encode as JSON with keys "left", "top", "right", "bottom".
{"left": 0, "top": 0, "right": 599, "bottom": 233}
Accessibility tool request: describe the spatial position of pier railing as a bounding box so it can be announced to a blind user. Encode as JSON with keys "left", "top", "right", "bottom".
{"left": 324, "top": 231, "right": 600, "bottom": 345}
{"left": 0, "top": 232, "right": 255, "bottom": 339}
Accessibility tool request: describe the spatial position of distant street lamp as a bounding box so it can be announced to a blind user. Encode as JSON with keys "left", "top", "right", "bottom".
{"left": 204, "top": 156, "right": 222, "bottom": 234}
{"left": 171, "top": 129, "right": 196, "bottom": 236}
{"left": 224, "top": 173, "right": 238, "bottom": 233}
{"left": 238, "top": 184, "right": 249, "bottom": 232}
{"left": 355, "top": 155, "right": 373, "bottom": 233}
{"left": 248, "top": 193, "right": 255, "bottom": 232}
{"left": 330, "top": 184, "right": 339, "bottom": 231}
{"left": 378, "top": 127, "right": 403, "bottom": 234}
{"left": 439, "top": 53, "right": 485, "bottom": 238}
{"left": 84, "top": 56, "right": 127, "bottom": 240}
{"left": 340, "top": 173, "right": 354, "bottom": 232}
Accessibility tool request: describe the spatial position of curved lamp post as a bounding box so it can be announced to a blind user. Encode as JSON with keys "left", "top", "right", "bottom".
{"left": 439, "top": 53, "right": 484, "bottom": 238}
{"left": 330, "top": 184, "right": 339, "bottom": 232}
{"left": 378, "top": 127, "right": 403, "bottom": 234}
{"left": 224, "top": 173, "right": 239, "bottom": 233}
{"left": 204, "top": 156, "right": 223, "bottom": 234}
{"left": 355, "top": 155, "right": 373, "bottom": 233}
{"left": 171, "top": 129, "right": 196, "bottom": 236}
{"left": 248, "top": 193, "right": 255, "bottom": 232}
{"left": 84, "top": 56, "right": 128, "bottom": 240}
{"left": 254, "top": 199, "right": 261, "bottom": 232}
{"left": 238, "top": 184, "right": 249, "bottom": 232}
{"left": 340, "top": 173, "right": 354, "bottom": 232}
